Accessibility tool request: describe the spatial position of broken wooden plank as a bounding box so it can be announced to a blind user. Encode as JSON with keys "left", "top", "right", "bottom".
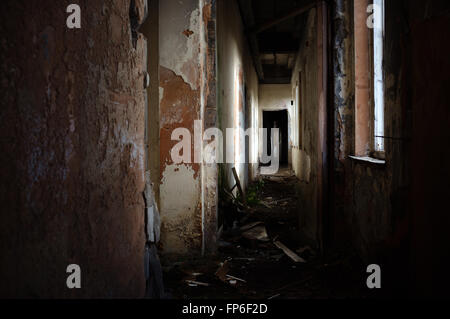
{"left": 185, "top": 280, "right": 210, "bottom": 287}
{"left": 273, "top": 241, "right": 306, "bottom": 263}
{"left": 232, "top": 167, "right": 246, "bottom": 204}
{"left": 215, "top": 260, "right": 230, "bottom": 282}
{"left": 226, "top": 274, "right": 247, "bottom": 283}
{"left": 223, "top": 188, "right": 236, "bottom": 200}
{"left": 224, "top": 188, "right": 247, "bottom": 209}
{"left": 242, "top": 225, "right": 270, "bottom": 242}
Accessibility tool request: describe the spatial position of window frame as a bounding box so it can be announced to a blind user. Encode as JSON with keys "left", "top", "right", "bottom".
{"left": 354, "top": 0, "right": 386, "bottom": 161}
{"left": 370, "top": 0, "right": 386, "bottom": 159}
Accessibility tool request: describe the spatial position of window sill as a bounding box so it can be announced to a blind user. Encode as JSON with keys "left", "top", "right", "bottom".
{"left": 348, "top": 155, "right": 386, "bottom": 165}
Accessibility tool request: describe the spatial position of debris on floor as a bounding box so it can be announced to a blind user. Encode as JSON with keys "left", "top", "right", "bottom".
{"left": 240, "top": 221, "right": 264, "bottom": 232}
{"left": 296, "top": 245, "right": 316, "bottom": 259}
{"left": 242, "top": 225, "right": 270, "bottom": 242}
{"left": 186, "top": 280, "right": 210, "bottom": 287}
{"left": 226, "top": 274, "right": 246, "bottom": 283}
{"left": 274, "top": 240, "right": 306, "bottom": 263}
{"left": 215, "top": 260, "right": 230, "bottom": 282}
{"left": 162, "top": 168, "right": 376, "bottom": 299}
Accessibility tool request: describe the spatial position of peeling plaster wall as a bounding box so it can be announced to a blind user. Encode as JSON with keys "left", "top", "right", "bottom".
{"left": 330, "top": 0, "right": 355, "bottom": 244}
{"left": 330, "top": 0, "right": 407, "bottom": 280}
{"left": 330, "top": 0, "right": 410, "bottom": 261}
{"left": 290, "top": 9, "right": 319, "bottom": 244}
{"left": 329, "top": 0, "right": 400, "bottom": 278}
{"left": 330, "top": 0, "right": 450, "bottom": 297}
{"left": 0, "top": 0, "right": 148, "bottom": 298}
{"left": 217, "top": 0, "right": 259, "bottom": 192}
{"left": 159, "top": 0, "right": 217, "bottom": 255}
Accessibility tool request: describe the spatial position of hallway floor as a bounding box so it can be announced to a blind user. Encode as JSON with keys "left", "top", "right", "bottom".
{"left": 162, "top": 170, "right": 375, "bottom": 299}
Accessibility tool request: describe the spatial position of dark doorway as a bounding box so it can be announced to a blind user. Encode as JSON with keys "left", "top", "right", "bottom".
{"left": 262, "top": 110, "right": 289, "bottom": 166}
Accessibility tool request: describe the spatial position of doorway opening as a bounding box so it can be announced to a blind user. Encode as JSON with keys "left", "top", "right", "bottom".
{"left": 262, "top": 110, "right": 289, "bottom": 167}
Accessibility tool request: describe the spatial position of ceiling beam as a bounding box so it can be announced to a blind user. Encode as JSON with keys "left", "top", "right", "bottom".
{"left": 262, "top": 64, "right": 292, "bottom": 77}
{"left": 260, "top": 77, "right": 292, "bottom": 84}
{"left": 260, "top": 49, "right": 298, "bottom": 55}
{"left": 250, "top": 1, "right": 316, "bottom": 34}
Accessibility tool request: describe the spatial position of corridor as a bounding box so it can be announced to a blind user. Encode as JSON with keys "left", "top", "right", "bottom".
{"left": 163, "top": 170, "right": 373, "bottom": 299}
{"left": 0, "top": 0, "right": 449, "bottom": 300}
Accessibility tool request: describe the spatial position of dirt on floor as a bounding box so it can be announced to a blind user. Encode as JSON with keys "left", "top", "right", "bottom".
{"left": 161, "top": 169, "right": 380, "bottom": 299}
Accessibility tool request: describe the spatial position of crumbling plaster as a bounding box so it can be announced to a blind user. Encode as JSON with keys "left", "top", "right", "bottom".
{"left": 0, "top": 0, "right": 148, "bottom": 298}
{"left": 158, "top": 0, "right": 217, "bottom": 256}
{"left": 329, "top": 0, "right": 450, "bottom": 297}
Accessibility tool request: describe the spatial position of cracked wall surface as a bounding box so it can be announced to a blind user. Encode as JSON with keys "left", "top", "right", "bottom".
{"left": 0, "top": 0, "right": 148, "bottom": 298}
{"left": 159, "top": 0, "right": 217, "bottom": 256}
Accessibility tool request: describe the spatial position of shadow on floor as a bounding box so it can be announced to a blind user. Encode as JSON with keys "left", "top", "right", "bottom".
{"left": 162, "top": 170, "right": 381, "bottom": 299}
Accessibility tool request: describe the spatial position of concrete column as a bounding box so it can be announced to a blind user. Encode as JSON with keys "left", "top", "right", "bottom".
{"left": 158, "top": 0, "right": 217, "bottom": 256}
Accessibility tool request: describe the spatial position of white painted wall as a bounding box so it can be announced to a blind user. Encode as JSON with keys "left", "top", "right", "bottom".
{"left": 259, "top": 84, "right": 292, "bottom": 110}
{"left": 217, "top": 0, "right": 259, "bottom": 191}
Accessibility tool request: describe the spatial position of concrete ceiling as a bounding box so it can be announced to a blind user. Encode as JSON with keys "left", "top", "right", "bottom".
{"left": 238, "top": 0, "right": 314, "bottom": 84}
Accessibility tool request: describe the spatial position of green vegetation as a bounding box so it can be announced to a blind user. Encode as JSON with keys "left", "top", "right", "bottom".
{"left": 243, "top": 180, "right": 265, "bottom": 206}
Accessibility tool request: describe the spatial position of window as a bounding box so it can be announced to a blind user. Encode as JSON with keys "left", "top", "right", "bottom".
{"left": 292, "top": 72, "right": 303, "bottom": 150}
{"left": 354, "top": 0, "right": 385, "bottom": 160}
{"left": 298, "top": 72, "right": 303, "bottom": 150}
{"left": 372, "top": 0, "right": 385, "bottom": 155}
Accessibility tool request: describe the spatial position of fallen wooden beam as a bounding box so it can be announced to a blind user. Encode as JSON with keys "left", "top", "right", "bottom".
{"left": 215, "top": 260, "right": 230, "bottom": 282}
{"left": 226, "top": 274, "right": 247, "bottom": 283}
{"left": 232, "top": 167, "right": 246, "bottom": 204}
{"left": 274, "top": 241, "right": 306, "bottom": 263}
{"left": 185, "top": 280, "right": 210, "bottom": 287}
